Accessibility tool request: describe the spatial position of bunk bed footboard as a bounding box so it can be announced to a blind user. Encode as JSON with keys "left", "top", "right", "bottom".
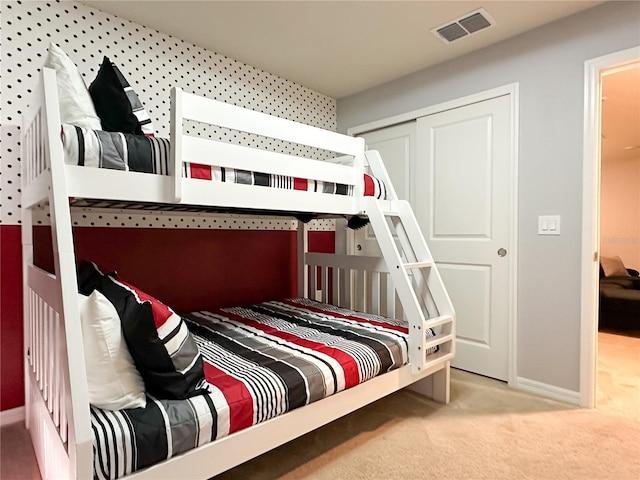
{"left": 23, "top": 265, "right": 90, "bottom": 479}
{"left": 304, "top": 251, "right": 454, "bottom": 403}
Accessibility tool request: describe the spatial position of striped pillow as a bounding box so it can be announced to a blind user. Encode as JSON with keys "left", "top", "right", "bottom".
{"left": 78, "top": 261, "right": 207, "bottom": 400}
{"left": 89, "top": 56, "right": 155, "bottom": 136}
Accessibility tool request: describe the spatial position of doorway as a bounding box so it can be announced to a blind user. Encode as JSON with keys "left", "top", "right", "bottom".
{"left": 581, "top": 46, "right": 640, "bottom": 408}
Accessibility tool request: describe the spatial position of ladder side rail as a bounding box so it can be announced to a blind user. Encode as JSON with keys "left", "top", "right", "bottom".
{"left": 364, "top": 198, "right": 428, "bottom": 373}
{"left": 364, "top": 150, "right": 399, "bottom": 201}
{"left": 397, "top": 201, "right": 455, "bottom": 322}
{"left": 389, "top": 207, "right": 442, "bottom": 322}
{"left": 364, "top": 199, "right": 426, "bottom": 323}
{"left": 388, "top": 200, "right": 455, "bottom": 330}
{"left": 394, "top": 201, "right": 433, "bottom": 263}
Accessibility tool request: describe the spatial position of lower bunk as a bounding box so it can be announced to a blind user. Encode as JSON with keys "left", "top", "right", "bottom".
{"left": 24, "top": 251, "right": 453, "bottom": 480}
{"left": 92, "top": 298, "right": 439, "bottom": 479}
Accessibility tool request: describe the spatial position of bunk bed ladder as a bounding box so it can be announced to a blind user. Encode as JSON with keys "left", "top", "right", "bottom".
{"left": 364, "top": 197, "right": 455, "bottom": 374}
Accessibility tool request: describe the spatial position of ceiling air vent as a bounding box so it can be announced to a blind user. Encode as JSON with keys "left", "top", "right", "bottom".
{"left": 432, "top": 8, "right": 495, "bottom": 44}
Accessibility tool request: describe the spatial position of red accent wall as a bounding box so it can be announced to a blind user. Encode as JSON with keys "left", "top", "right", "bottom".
{"left": 34, "top": 227, "right": 300, "bottom": 313}
{"left": 1, "top": 225, "right": 25, "bottom": 411}
{"left": 308, "top": 231, "right": 336, "bottom": 254}
{"left": 0, "top": 225, "right": 335, "bottom": 411}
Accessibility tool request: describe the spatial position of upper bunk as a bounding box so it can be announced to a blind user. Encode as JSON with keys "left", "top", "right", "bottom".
{"left": 22, "top": 67, "right": 398, "bottom": 219}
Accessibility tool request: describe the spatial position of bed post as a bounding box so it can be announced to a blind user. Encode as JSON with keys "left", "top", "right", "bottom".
{"left": 407, "top": 361, "right": 451, "bottom": 404}
{"left": 37, "top": 67, "right": 93, "bottom": 479}
{"left": 170, "top": 86, "right": 183, "bottom": 202}
{"left": 21, "top": 207, "right": 34, "bottom": 432}
{"left": 297, "top": 220, "right": 308, "bottom": 298}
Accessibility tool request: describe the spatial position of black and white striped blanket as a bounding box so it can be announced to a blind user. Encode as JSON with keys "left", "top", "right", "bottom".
{"left": 61, "top": 125, "right": 387, "bottom": 199}
{"left": 91, "top": 298, "right": 436, "bottom": 479}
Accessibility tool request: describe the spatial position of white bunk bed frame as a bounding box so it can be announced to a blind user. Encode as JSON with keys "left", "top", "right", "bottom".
{"left": 21, "top": 67, "right": 455, "bottom": 479}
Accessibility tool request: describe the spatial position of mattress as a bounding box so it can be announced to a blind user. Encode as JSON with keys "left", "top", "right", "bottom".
{"left": 62, "top": 125, "right": 387, "bottom": 199}
{"left": 90, "top": 298, "right": 437, "bottom": 479}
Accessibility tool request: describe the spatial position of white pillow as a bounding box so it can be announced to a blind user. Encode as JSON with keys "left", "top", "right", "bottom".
{"left": 78, "top": 291, "right": 146, "bottom": 410}
{"left": 44, "top": 43, "right": 101, "bottom": 130}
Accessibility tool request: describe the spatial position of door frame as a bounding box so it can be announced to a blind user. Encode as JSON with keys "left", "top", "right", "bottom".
{"left": 348, "top": 84, "right": 519, "bottom": 386}
{"left": 581, "top": 46, "right": 640, "bottom": 408}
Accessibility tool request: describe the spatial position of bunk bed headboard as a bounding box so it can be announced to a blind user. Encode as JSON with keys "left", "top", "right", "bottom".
{"left": 21, "top": 67, "right": 93, "bottom": 480}
{"left": 170, "top": 86, "right": 368, "bottom": 204}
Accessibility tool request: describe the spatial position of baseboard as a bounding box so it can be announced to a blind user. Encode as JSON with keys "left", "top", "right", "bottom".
{"left": 514, "top": 377, "right": 581, "bottom": 405}
{"left": 0, "top": 406, "right": 25, "bottom": 426}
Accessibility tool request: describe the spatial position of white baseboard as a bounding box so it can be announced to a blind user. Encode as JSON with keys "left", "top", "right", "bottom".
{"left": 0, "top": 406, "right": 25, "bottom": 426}
{"left": 514, "top": 377, "right": 581, "bottom": 405}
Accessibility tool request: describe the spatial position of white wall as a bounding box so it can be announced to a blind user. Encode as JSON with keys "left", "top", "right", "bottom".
{"left": 600, "top": 157, "right": 640, "bottom": 271}
{"left": 338, "top": 1, "right": 640, "bottom": 393}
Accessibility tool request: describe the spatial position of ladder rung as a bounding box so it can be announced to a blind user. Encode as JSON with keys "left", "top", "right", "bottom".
{"left": 403, "top": 261, "right": 432, "bottom": 269}
{"left": 424, "top": 333, "right": 454, "bottom": 351}
{"left": 424, "top": 315, "right": 453, "bottom": 329}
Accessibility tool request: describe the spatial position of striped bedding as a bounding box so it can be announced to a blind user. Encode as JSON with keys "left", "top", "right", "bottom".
{"left": 91, "top": 298, "right": 437, "bottom": 479}
{"left": 62, "top": 125, "right": 387, "bottom": 199}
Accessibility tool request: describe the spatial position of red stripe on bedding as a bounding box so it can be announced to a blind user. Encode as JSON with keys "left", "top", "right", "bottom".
{"left": 190, "top": 163, "right": 213, "bottom": 180}
{"left": 363, "top": 174, "right": 375, "bottom": 196}
{"left": 293, "top": 177, "right": 307, "bottom": 191}
{"left": 203, "top": 361, "right": 254, "bottom": 434}
{"left": 118, "top": 279, "right": 173, "bottom": 329}
{"left": 283, "top": 299, "right": 408, "bottom": 334}
{"left": 221, "top": 310, "right": 361, "bottom": 388}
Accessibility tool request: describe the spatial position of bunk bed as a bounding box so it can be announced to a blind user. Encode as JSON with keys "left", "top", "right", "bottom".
{"left": 21, "top": 67, "right": 456, "bottom": 479}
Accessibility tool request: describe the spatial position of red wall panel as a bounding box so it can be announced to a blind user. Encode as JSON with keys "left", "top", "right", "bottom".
{"left": 34, "top": 227, "right": 299, "bottom": 313}
{"left": 0, "top": 225, "right": 25, "bottom": 411}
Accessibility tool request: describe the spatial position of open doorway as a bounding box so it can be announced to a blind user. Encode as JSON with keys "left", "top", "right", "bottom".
{"left": 581, "top": 46, "right": 640, "bottom": 409}
{"left": 596, "top": 62, "right": 640, "bottom": 416}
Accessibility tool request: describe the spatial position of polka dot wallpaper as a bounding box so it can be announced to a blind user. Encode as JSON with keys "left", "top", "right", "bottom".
{"left": 0, "top": 0, "right": 338, "bottom": 230}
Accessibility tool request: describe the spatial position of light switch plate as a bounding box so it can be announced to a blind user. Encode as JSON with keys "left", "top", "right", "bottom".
{"left": 538, "top": 215, "right": 561, "bottom": 235}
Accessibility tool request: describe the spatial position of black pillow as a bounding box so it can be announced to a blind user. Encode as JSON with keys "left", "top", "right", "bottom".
{"left": 78, "top": 261, "right": 207, "bottom": 400}
{"left": 88, "top": 57, "right": 154, "bottom": 136}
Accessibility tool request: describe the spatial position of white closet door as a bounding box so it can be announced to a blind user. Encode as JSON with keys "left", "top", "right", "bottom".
{"left": 416, "top": 95, "right": 513, "bottom": 381}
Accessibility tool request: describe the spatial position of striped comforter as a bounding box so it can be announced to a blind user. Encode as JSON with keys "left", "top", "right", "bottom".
{"left": 91, "top": 298, "right": 437, "bottom": 479}
{"left": 62, "top": 125, "right": 387, "bottom": 199}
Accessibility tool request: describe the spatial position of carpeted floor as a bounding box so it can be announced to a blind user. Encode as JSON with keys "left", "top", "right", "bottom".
{"left": 1, "top": 332, "right": 638, "bottom": 480}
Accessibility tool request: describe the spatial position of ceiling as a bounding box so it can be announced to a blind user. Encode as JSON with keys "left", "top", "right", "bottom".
{"left": 601, "top": 63, "right": 640, "bottom": 164}
{"left": 80, "top": 0, "right": 605, "bottom": 99}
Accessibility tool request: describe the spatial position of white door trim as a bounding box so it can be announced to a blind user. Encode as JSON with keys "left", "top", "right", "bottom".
{"left": 348, "top": 84, "right": 519, "bottom": 386}
{"left": 348, "top": 83, "right": 519, "bottom": 136}
{"left": 581, "top": 46, "right": 640, "bottom": 408}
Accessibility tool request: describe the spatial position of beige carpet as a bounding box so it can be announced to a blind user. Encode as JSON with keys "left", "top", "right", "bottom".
{"left": 2, "top": 332, "right": 638, "bottom": 480}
